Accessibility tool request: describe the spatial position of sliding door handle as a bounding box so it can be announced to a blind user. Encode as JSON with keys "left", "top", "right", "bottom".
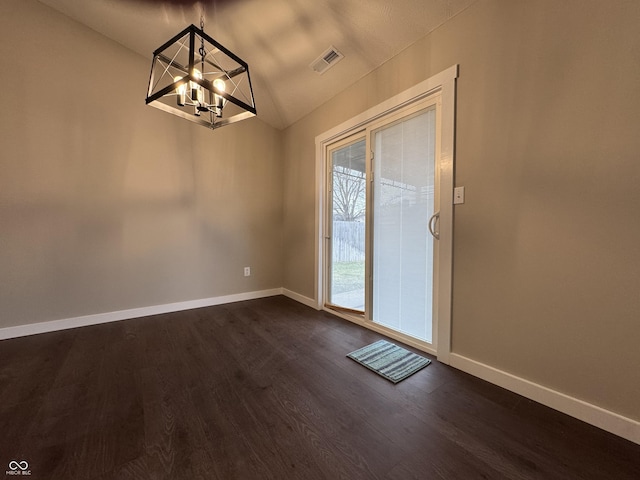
{"left": 428, "top": 211, "right": 440, "bottom": 240}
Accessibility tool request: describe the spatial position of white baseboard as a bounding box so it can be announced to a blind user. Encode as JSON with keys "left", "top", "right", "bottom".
{"left": 0, "top": 288, "right": 283, "bottom": 341}
{"left": 449, "top": 353, "right": 640, "bottom": 445}
{"left": 282, "top": 288, "right": 320, "bottom": 310}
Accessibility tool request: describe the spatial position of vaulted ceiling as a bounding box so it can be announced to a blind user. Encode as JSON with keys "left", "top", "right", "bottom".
{"left": 39, "top": 0, "right": 475, "bottom": 130}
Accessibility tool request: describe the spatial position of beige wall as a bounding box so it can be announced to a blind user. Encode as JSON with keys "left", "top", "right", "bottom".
{"left": 282, "top": 0, "right": 640, "bottom": 420}
{"left": 0, "top": 0, "right": 283, "bottom": 328}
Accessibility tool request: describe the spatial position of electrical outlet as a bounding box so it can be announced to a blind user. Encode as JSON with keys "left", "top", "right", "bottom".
{"left": 244, "top": 267, "right": 251, "bottom": 277}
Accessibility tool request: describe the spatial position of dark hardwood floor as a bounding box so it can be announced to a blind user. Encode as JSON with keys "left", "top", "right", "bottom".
{"left": 0, "top": 295, "right": 638, "bottom": 479}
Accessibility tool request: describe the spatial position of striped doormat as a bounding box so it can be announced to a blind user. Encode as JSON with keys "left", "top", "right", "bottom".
{"left": 347, "top": 339, "right": 431, "bottom": 384}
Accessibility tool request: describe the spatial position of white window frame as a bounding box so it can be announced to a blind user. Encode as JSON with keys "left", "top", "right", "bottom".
{"left": 314, "top": 65, "right": 457, "bottom": 363}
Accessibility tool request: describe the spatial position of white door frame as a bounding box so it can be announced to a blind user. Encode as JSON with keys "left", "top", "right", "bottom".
{"left": 314, "top": 65, "right": 457, "bottom": 363}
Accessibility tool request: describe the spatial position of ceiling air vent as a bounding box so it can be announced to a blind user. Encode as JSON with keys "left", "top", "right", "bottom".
{"left": 310, "top": 46, "right": 344, "bottom": 75}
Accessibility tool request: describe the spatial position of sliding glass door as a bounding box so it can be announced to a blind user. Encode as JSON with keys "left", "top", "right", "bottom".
{"left": 324, "top": 95, "right": 443, "bottom": 349}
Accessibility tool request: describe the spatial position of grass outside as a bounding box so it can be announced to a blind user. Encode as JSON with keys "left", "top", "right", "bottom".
{"left": 331, "top": 261, "right": 365, "bottom": 295}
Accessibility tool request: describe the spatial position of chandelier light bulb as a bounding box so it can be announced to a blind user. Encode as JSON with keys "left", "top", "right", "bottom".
{"left": 174, "top": 76, "right": 186, "bottom": 106}
{"left": 191, "top": 68, "right": 204, "bottom": 103}
{"left": 213, "top": 78, "right": 226, "bottom": 93}
{"left": 213, "top": 78, "right": 226, "bottom": 116}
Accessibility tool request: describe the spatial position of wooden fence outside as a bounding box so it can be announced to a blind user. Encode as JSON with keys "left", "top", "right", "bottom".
{"left": 332, "top": 221, "right": 365, "bottom": 262}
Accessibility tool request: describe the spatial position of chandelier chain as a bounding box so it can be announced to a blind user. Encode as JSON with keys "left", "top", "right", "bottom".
{"left": 199, "top": 13, "right": 206, "bottom": 71}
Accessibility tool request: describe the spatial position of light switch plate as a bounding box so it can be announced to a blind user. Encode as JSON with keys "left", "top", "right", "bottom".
{"left": 454, "top": 186, "right": 465, "bottom": 204}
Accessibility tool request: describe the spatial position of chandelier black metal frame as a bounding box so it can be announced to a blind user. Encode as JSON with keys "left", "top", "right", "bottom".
{"left": 145, "top": 22, "right": 256, "bottom": 130}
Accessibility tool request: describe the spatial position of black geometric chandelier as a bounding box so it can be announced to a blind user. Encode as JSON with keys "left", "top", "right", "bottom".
{"left": 145, "top": 19, "right": 256, "bottom": 130}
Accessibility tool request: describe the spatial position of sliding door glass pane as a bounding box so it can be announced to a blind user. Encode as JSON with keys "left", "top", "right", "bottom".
{"left": 372, "top": 108, "right": 436, "bottom": 342}
{"left": 329, "top": 138, "right": 367, "bottom": 310}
